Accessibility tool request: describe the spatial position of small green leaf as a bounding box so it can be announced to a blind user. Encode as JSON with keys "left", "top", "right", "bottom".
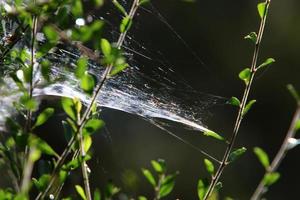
{"left": 33, "top": 108, "right": 54, "bottom": 129}
{"left": 138, "top": 196, "right": 147, "bottom": 200}
{"left": 239, "top": 68, "right": 251, "bottom": 85}
{"left": 101, "top": 39, "right": 112, "bottom": 57}
{"left": 110, "top": 62, "right": 128, "bottom": 76}
{"left": 141, "top": 168, "right": 156, "bottom": 187}
{"left": 159, "top": 174, "right": 177, "bottom": 198}
{"left": 151, "top": 159, "right": 166, "bottom": 174}
{"left": 242, "top": 100, "right": 256, "bottom": 117}
{"left": 94, "top": 188, "right": 101, "bottom": 200}
{"left": 41, "top": 60, "right": 50, "bottom": 81}
{"left": 257, "top": 58, "right": 275, "bottom": 70}
{"left": 94, "top": 0, "right": 104, "bottom": 7}
{"left": 287, "top": 84, "right": 300, "bottom": 104}
{"left": 263, "top": 172, "right": 280, "bottom": 186}
{"left": 203, "top": 130, "right": 224, "bottom": 141}
{"left": 75, "top": 57, "right": 88, "bottom": 78}
{"left": 253, "top": 147, "right": 270, "bottom": 169}
{"left": 33, "top": 174, "right": 51, "bottom": 191}
{"left": 75, "top": 185, "right": 87, "bottom": 200}
{"left": 112, "top": 0, "right": 127, "bottom": 16}
{"left": 215, "top": 182, "right": 223, "bottom": 191}
{"left": 83, "top": 119, "right": 104, "bottom": 135}
{"left": 104, "top": 182, "right": 120, "bottom": 198}
{"left": 204, "top": 159, "right": 214, "bottom": 175}
{"left": 33, "top": 137, "right": 58, "bottom": 157}
{"left": 43, "top": 26, "right": 58, "bottom": 42}
{"left": 228, "top": 147, "right": 247, "bottom": 163}
{"left": 257, "top": 2, "right": 267, "bottom": 19}
{"left": 120, "top": 16, "right": 132, "bottom": 33}
{"left": 84, "top": 135, "right": 92, "bottom": 152}
{"left": 72, "top": 0, "right": 83, "bottom": 17}
{"left": 139, "top": 0, "right": 150, "bottom": 6}
{"left": 228, "top": 96, "right": 240, "bottom": 107}
{"left": 197, "top": 179, "right": 208, "bottom": 200}
{"left": 244, "top": 32, "right": 257, "bottom": 43}
{"left": 295, "top": 119, "right": 300, "bottom": 132}
{"left": 61, "top": 97, "right": 76, "bottom": 121}
{"left": 80, "top": 73, "right": 95, "bottom": 94}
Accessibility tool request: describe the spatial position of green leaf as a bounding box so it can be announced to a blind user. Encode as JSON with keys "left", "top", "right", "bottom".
{"left": 253, "top": 147, "right": 270, "bottom": 169}
{"left": 203, "top": 130, "right": 224, "bottom": 141}
{"left": 120, "top": 16, "right": 132, "bottom": 33}
{"left": 139, "top": 0, "right": 150, "bottom": 6}
{"left": 151, "top": 159, "right": 166, "bottom": 174}
{"left": 43, "top": 26, "right": 58, "bottom": 42}
{"left": 110, "top": 62, "right": 128, "bottom": 76}
{"left": 75, "top": 185, "right": 87, "bottom": 200}
{"left": 295, "top": 119, "right": 300, "bottom": 132}
{"left": 244, "top": 32, "right": 257, "bottom": 43}
{"left": 263, "top": 172, "right": 280, "bottom": 186}
{"left": 20, "top": 93, "right": 38, "bottom": 111}
{"left": 228, "top": 147, "right": 247, "bottom": 163}
{"left": 94, "top": 0, "right": 104, "bottom": 7}
{"left": 32, "top": 108, "right": 54, "bottom": 129}
{"left": 33, "top": 174, "right": 51, "bottom": 191}
{"left": 204, "top": 159, "right": 214, "bottom": 175}
{"left": 104, "top": 182, "right": 120, "bottom": 198}
{"left": 257, "top": 58, "right": 275, "bottom": 70}
{"left": 83, "top": 119, "right": 104, "bottom": 135}
{"left": 228, "top": 96, "right": 240, "bottom": 107}
{"left": 84, "top": 135, "right": 92, "bottom": 152}
{"left": 159, "top": 174, "right": 177, "bottom": 198}
{"left": 138, "top": 196, "right": 147, "bottom": 200}
{"left": 287, "top": 84, "right": 300, "bottom": 104}
{"left": 75, "top": 57, "right": 88, "bottom": 78}
{"left": 197, "top": 179, "right": 208, "bottom": 200}
{"left": 41, "top": 60, "right": 50, "bottom": 81}
{"left": 34, "top": 137, "right": 58, "bottom": 157}
{"left": 101, "top": 38, "right": 112, "bottom": 57}
{"left": 257, "top": 2, "right": 267, "bottom": 19}
{"left": 239, "top": 68, "right": 251, "bottom": 85}
{"left": 112, "top": 0, "right": 127, "bottom": 16}
{"left": 80, "top": 73, "right": 95, "bottom": 94}
{"left": 61, "top": 97, "right": 76, "bottom": 121}
{"left": 22, "top": 65, "right": 33, "bottom": 83}
{"left": 242, "top": 100, "right": 256, "bottom": 117}
{"left": 141, "top": 168, "right": 156, "bottom": 187}
{"left": 94, "top": 188, "right": 101, "bottom": 200}
{"left": 215, "top": 182, "right": 223, "bottom": 191}
{"left": 72, "top": 0, "right": 83, "bottom": 17}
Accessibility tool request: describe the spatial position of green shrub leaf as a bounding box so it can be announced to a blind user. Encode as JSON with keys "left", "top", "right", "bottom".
{"left": 229, "top": 96, "right": 241, "bottom": 107}
{"left": 242, "top": 100, "right": 256, "bottom": 117}
{"left": 83, "top": 119, "right": 104, "bottom": 135}
{"left": 244, "top": 32, "right": 257, "bottom": 43}
{"left": 151, "top": 159, "right": 166, "bottom": 174}
{"left": 197, "top": 179, "right": 208, "bottom": 200}
{"left": 253, "top": 147, "right": 270, "bottom": 169}
{"left": 75, "top": 185, "right": 87, "bottom": 200}
{"left": 75, "top": 57, "right": 88, "bottom": 78}
{"left": 80, "top": 73, "right": 95, "bottom": 94}
{"left": 287, "top": 84, "right": 300, "bottom": 104}
{"left": 43, "top": 26, "right": 58, "bottom": 42}
{"left": 33, "top": 108, "right": 54, "bottom": 129}
{"left": 120, "top": 16, "right": 132, "bottom": 33}
{"left": 112, "top": 0, "right": 128, "bottom": 16}
{"left": 203, "top": 130, "right": 224, "bottom": 141}
{"left": 239, "top": 68, "right": 251, "bottom": 85}
{"left": 141, "top": 168, "right": 156, "bottom": 187}
{"left": 159, "top": 174, "right": 177, "bottom": 198}
{"left": 228, "top": 147, "right": 247, "bottom": 163}
{"left": 61, "top": 97, "right": 76, "bottom": 121}
{"left": 263, "top": 172, "right": 280, "bottom": 186}
{"left": 101, "top": 39, "right": 112, "bottom": 57}
{"left": 257, "top": 2, "right": 267, "bottom": 19}
{"left": 257, "top": 58, "right": 275, "bottom": 70}
{"left": 204, "top": 159, "right": 214, "bottom": 175}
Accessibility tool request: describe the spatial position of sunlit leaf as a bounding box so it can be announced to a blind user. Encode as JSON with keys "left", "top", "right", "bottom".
{"left": 94, "top": 188, "right": 101, "bottom": 200}
{"left": 263, "top": 172, "right": 280, "bottom": 186}
{"left": 33, "top": 108, "right": 54, "bottom": 129}
{"left": 229, "top": 96, "right": 240, "bottom": 107}
{"left": 84, "top": 135, "right": 92, "bottom": 152}
{"left": 141, "top": 168, "right": 156, "bottom": 187}
{"left": 75, "top": 57, "right": 88, "bottom": 78}
{"left": 43, "top": 26, "right": 58, "bottom": 42}
{"left": 204, "top": 159, "right": 214, "bottom": 175}
{"left": 80, "top": 73, "right": 95, "bottom": 94}
{"left": 112, "top": 0, "right": 127, "bottom": 16}
{"left": 120, "top": 16, "right": 132, "bottom": 33}
{"left": 253, "top": 147, "right": 270, "bottom": 169}
{"left": 257, "top": 58, "right": 275, "bottom": 70}
{"left": 197, "top": 179, "right": 208, "bottom": 200}
{"left": 83, "top": 119, "right": 104, "bottom": 135}
{"left": 139, "top": 0, "right": 150, "bottom": 6}
{"left": 203, "top": 130, "right": 224, "bottom": 141}
{"left": 159, "top": 173, "right": 177, "bottom": 198}
{"left": 228, "top": 147, "right": 247, "bottom": 163}
{"left": 151, "top": 159, "right": 166, "bottom": 174}
{"left": 61, "top": 97, "right": 76, "bottom": 121}
{"left": 239, "top": 68, "right": 251, "bottom": 85}
{"left": 75, "top": 185, "right": 87, "bottom": 200}
{"left": 257, "top": 2, "right": 267, "bottom": 19}
{"left": 101, "top": 38, "right": 112, "bottom": 57}
{"left": 242, "top": 100, "right": 256, "bottom": 117}
{"left": 72, "top": 0, "right": 83, "bottom": 17}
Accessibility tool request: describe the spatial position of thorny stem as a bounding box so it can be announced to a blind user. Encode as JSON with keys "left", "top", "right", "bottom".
{"left": 203, "top": 0, "right": 272, "bottom": 199}
{"left": 35, "top": 0, "right": 141, "bottom": 199}
{"left": 20, "top": 13, "right": 38, "bottom": 193}
{"left": 250, "top": 106, "right": 300, "bottom": 200}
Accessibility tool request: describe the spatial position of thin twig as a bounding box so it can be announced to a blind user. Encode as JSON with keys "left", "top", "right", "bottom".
{"left": 203, "top": 0, "right": 272, "bottom": 199}
{"left": 35, "top": 0, "right": 141, "bottom": 199}
{"left": 250, "top": 106, "right": 300, "bottom": 200}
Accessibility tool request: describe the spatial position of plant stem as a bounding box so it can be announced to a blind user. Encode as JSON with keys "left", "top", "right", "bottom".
{"left": 203, "top": 0, "right": 271, "bottom": 199}
{"left": 20, "top": 13, "right": 38, "bottom": 193}
{"left": 250, "top": 105, "right": 300, "bottom": 200}
{"left": 35, "top": 0, "right": 140, "bottom": 199}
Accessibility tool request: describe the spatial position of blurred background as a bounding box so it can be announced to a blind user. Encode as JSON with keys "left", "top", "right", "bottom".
{"left": 4, "top": 0, "right": 300, "bottom": 199}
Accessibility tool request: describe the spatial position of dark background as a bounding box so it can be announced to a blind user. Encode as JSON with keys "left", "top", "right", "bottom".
{"left": 80, "top": 0, "right": 300, "bottom": 199}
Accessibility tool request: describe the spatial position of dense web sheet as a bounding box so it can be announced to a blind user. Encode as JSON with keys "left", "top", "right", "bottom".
{"left": 0, "top": 1, "right": 227, "bottom": 145}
